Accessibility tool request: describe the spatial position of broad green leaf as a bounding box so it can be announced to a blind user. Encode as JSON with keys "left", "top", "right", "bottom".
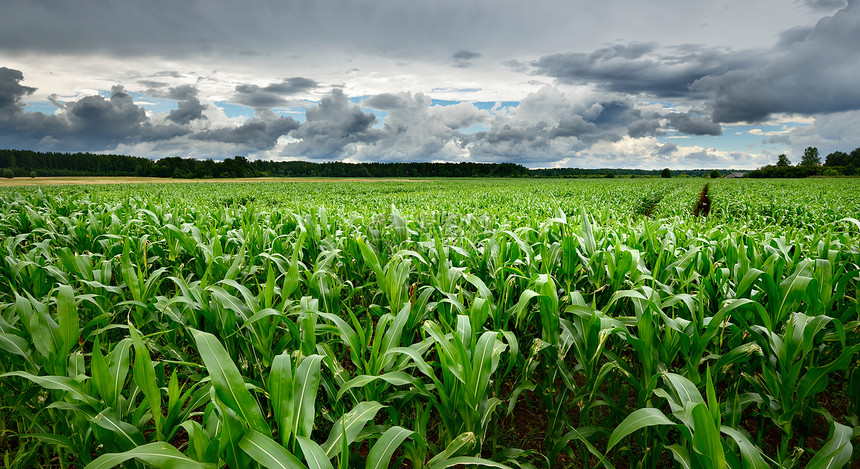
{"left": 720, "top": 426, "right": 769, "bottom": 469}
{"left": 607, "top": 408, "right": 674, "bottom": 451}
{"left": 427, "top": 457, "right": 512, "bottom": 469}
{"left": 321, "top": 401, "right": 385, "bottom": 458}
{"left": 336, "top": 371, "right": 420, "bottom": 401}
{"left": 57, "top": 284, "right": 79, "bottom": 356}
{"left": 129, "top": 322, "right": 163, "bottom": 440}
{"left": 296, "top": 436, "right": 333, "bottom": 469}
{"left": 1, "top": 371, "right": 99, "bottom": 407}
{"left": 292, "top": 354, "right": 323, "bottom": 439}
{"left": 366, "top": 426, "right": 414, "bottom": 469}
{"left": 426, "top": 432, "right": 478, "bottom": 467}
{"left": 689, "top": 403, "right": 726, "bottom": 469}
{"left": 805, "top": 422, "right": 853, "bottom": 469}
{"left": 84, "top": 442, "right": 212, "bottom": 469}
{"left": 239, "top": 429, "right": 307, "bottom": 469}
{"left": 91, "top": 408, "right": 146, "bottom": 452}
{"left": 190, "top": 328, "right": 271, "bottom": 435}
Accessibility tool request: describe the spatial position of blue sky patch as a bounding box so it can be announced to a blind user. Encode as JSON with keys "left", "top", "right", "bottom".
{"left": 24, "top": 101, "right": 59, "bottom": 114}
{"left": 215, "top": 101, "right": 256, "bottom": 119}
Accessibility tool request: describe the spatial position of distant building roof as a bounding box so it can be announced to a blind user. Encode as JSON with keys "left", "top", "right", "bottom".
{"left": 724, "top": 172, "right": 746, "bottom": 178}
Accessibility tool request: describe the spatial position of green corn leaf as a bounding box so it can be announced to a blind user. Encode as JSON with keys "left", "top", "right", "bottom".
{"left": 238, "top": 428, "right": 308, "bottom": 469}
{"left": 796, "top": 344, "right": 858, "bottom": 404}
{"left": 84, "top": 442, "right": 214, "bottom": 469}
{"left": 366, "top": 426, "right": 414, "bottom": 469}
{"left": 607, "top": 407, "right": 674, "bottom": 451}
{"left": 190, "top": 328, "right": 271, "bottom": 436}
{"left": 213, "top": 394, "right": 249, "bottom": 469}
{"left": 689, "top": 403, "right": 726, "bottom": 469}
{"left": 427, "top": 457, "right": 512, "bottom": 469}
{"left": 705, "top": 366, "right": 720, "bottom": 430}
{"left": 0, "top": 332, "right": 36, "bottom": 368}
{"left": 667, "top": 444, "right": 691, "bottom": 469}
{"left": 292, "top": 354, "right": 323, "bottom": 439}
{"left": 426, "top": 432, "right": 478, "bottom": 466}
{"left": 1, "top": 371, "right": 99, "bottom": 407}
{"left": 296, "top": 436, "right": 333, "bottom": 469}
{"left": 335, "top": 371, "right": 420, "bottom": 401}
{"left": 805, "top": 422, "right": 853, "bottom": 469}
{"left": 91, "top": 408, "right": 146, "bottom": 452}
{"left": 90, "top": 337, "right": 114, "bottom": 412}
{"left": 321, "top": 401, "right": 385, "bottom": 458}
{"left": 57, "top": 284, "right": 79, "bottom": 356}
{"left": 663, "top": 372, "right": 705, "bottom": 408}
{"left": 270, "top": 352, "right": 295, "bottom": 445}
{"left": 129, "top": 322, "right": 163, "bottom": 440}
{"left": 719, "top": 426, "right": 769, "bottom": 469}
{"left": 467, "top": 331, "right": 504, "bottom": 409}
{"left": 108, "top": 338, "right": 132, "bottom": 413}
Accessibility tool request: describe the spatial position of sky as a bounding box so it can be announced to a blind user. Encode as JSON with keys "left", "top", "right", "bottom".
{"left": 1, "top": 0, "right": 859, "bottom": 169}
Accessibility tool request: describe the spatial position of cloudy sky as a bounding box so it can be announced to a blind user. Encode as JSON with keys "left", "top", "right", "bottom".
{"left": 1, "top": 0, "right": 859, "bottom": 169}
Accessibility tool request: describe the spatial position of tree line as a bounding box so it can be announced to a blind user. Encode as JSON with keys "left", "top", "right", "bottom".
{"left": 747, "top": 146, "right": 860, "bottom": 178}
{"left": 0, "top": 149, "right": 529, "bottom": 178}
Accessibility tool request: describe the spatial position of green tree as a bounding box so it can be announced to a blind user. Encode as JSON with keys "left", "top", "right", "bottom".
{"left": 776, "top": 154, "right": 791, "bottom": 167}
{"left": 661, "top": 168, "right": 672, "bottom": 178}
{"left": 2, "top": 168, "right": 13, "bottom": 178}
{"left": 800, "top": 146, "right": 820, "bottom": 166}
{"left": 825, "top": 151, "right": 849, "bottom": 166}
{"left": 709, "top": 169, "right": 722, "bottom": 178}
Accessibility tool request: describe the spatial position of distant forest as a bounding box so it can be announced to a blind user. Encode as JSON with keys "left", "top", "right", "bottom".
{"left": 0, "top": 149, "right": 696, "bottom": 179}
{"left": 3, "top": 147, "right": 858, "bottom": 179}
{"left": 0, "top": 150, "right": 528, "bottom": 178}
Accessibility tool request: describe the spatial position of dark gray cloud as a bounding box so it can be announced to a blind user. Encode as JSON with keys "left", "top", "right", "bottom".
{"left": 193, "top": 115, "right": 299, "bottom": 150}
{"left": 692, "top": 1, "right": 860, "bottom": 122}
{"left": 657, "top": 142, "right": 678, "bottom": 155}
{"left": 145, "top": 84, "right": 209, "bottom": 124}
{"left": 0, "top": 79, "right": 188, "bottom": 151}
{"left": 285, "top": 89, "right": 379, "bottom": 158}
{"left": 530, "top": 43, "right": 758, "bottom": 98}
{"left": 452, "top": 49, "right": 482, "bottom": 67}
{"left": 139, "top": 80, "right": 168, "bottom": 89}
{"left": 163, "top": 84, "right": 200, "bottom": 100}
{"left": 233, "top": 78, "right": 319, "bottom": 108}
{"left": 665, "top": 112, "right": 722, "bottom": 135}
{"left": 799, "top": 0, "right": 847, "bottom": 10}
{"left": 167, "top": 96, "right": 207, "bottom": 124}
{"left": 0, "top": 67, "right": 36, "bottom": 110}
{"left": 0, "top": 67, "right": 297, "bottom": 153}
{"left": 526, "top": 1, "right": 860, "bottom": 124}
{"left": 627, "top": 118, "right": 661, "bottom": 138}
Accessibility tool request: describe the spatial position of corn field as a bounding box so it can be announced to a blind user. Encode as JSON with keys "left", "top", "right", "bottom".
{"left": 0, "top": 178, "right": 858, "bottom": 468}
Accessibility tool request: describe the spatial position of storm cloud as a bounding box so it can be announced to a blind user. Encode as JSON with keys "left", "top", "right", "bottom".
{"left": 193, "top": 115, "right": 299, "bottom": 150}
{"left": 0, "top": 70, "right": 188, "bottom": 150}
{"left": 531, "top": 43, "right": 757, "bottom": 98}
{"left": 233, "top": 78, "right": 319, "bottom": 108}
{"left": 693, "top": 0, "right": 860, "bottom": 122}
{"left": 529, "top": 1, "right": 860, "bottom": 124}
{"left": 284, "top": 89, "right": 380, "bottom": 159}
